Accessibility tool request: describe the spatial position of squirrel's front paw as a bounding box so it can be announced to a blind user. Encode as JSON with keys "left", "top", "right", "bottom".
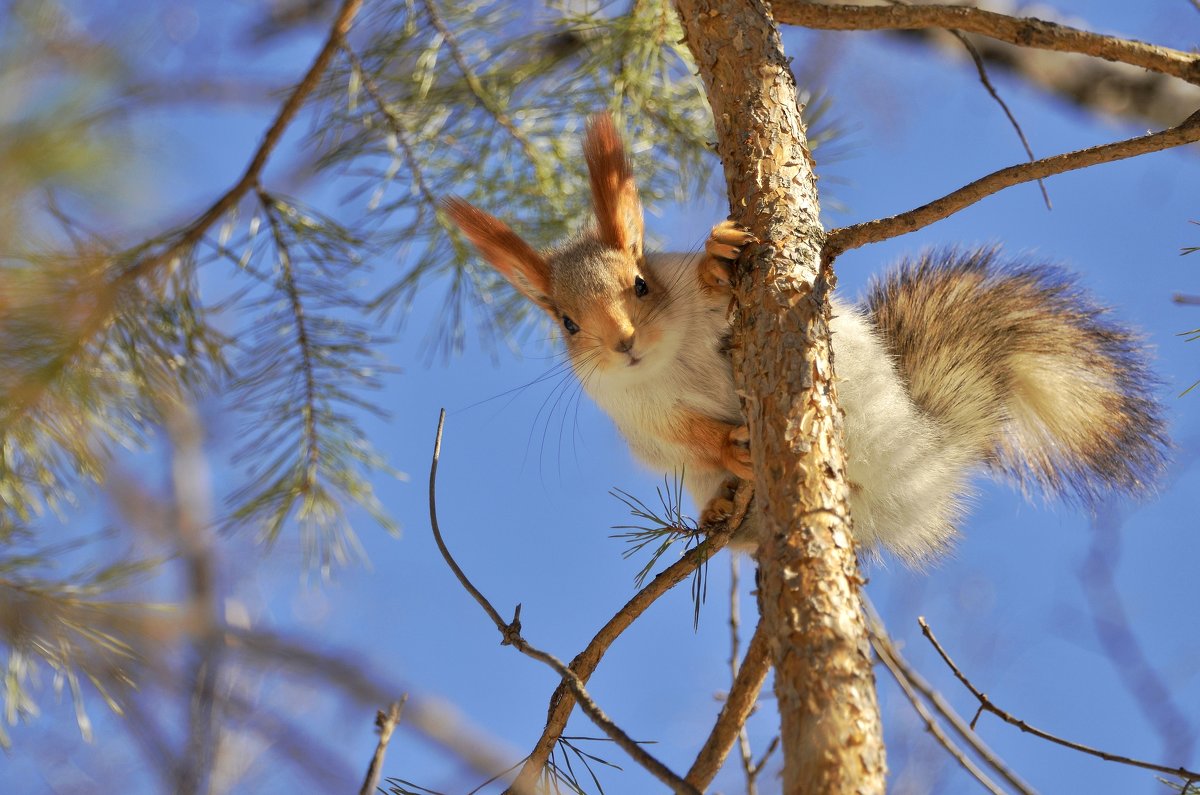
{"left": 720, "top": 424, "right": 753, "bottom": 480}
{"left": 700, "top": 220, "right": 757, "bottom": 292}
{"left": 699, "top": 476, "right": 740, "bottom": 526}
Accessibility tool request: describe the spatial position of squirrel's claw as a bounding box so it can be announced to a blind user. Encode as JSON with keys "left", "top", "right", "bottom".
{"left": 700, "top": 221, "right": 756, "bottom": 293}
{"left": 699, "top": 476, "right": 741, "bottom": 526}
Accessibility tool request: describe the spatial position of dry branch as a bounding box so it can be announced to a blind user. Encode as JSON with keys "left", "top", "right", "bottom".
{"left": 866, "top": 610, "right": 1036, "bottom": 795}
{"left": 824, "top": 108, "right": 1200, "bottom": 259}
{"left": 920, "top": 617, "right": 1200, "bottom": 782}
{"left": 773, "top": 2, "right": 1200, "bottom": 86}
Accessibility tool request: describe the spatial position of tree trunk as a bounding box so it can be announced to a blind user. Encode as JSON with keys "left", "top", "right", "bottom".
{"left": 671, "top": 1, "right": 887, "bottom": 792}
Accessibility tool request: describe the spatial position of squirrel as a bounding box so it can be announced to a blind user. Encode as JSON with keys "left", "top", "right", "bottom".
{"left": 443, "top": 114, "right": 1168, "bottom": 565}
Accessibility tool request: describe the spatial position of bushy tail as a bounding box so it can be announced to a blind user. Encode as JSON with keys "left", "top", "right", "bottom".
{"left": 865, "top": 247, "right": 1168, "bottom": 506}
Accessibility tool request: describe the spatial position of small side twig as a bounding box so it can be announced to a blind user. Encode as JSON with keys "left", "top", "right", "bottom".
{"left": 429, "top": 409, "right": 701, "bottom": 795}
{"left": 824, "top": 108, "right": 1200, "bottom": 260}
{"left": 948, "top": 27, "right": 1051, "bottom": 209}
{"left": 919, "top": 616, "right": 1200, "bottom": 782}
{"left": 360, "top": 696, "right": 408, "bottom": 795}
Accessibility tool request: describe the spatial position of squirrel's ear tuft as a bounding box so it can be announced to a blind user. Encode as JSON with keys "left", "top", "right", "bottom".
{"left": 584, "top": 113, "right": 644, "bottom": 258}
{"left": 442, "top": 197, "right": 554, "bottom": 311}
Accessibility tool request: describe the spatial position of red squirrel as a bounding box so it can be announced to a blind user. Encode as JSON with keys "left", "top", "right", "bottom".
{"left": 444, "top": 114, "right": 1166, "bottom": 564}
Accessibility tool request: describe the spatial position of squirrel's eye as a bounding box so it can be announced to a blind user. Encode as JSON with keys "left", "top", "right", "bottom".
{"left": 562, "top": 315, "right": 580, "bottom": 335}
{"left": 634, "top": 275, "right": 649, "bottom": 298}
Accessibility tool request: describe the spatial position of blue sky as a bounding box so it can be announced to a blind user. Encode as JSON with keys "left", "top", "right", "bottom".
{"left": 6, "top": 2, "right": 1200, "bottom": 793}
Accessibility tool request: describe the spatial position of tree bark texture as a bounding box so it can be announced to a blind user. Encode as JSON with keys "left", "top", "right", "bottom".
{"left": 671, "top": 1, "right": 887, "bottom": 792}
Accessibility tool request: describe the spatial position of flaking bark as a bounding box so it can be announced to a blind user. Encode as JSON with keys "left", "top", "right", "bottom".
{"left": 671, "top": 0, "right": 887, "bottom": 792}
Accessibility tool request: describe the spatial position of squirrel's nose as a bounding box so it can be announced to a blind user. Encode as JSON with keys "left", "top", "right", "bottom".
{"left": 614, "top": 334, "right": 635, "bottom": 354}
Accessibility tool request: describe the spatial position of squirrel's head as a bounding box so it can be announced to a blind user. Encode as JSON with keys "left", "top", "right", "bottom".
{"left": 444, "top": 113, "right": 668, "bottom": 376}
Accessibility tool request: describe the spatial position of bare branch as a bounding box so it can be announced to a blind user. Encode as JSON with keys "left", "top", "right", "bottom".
{"left": 866, "top": 609, "right": 1035, "bottom": 795}
{"left": 428, "top": 409, "right": 700, "bottom": 795}
{"left": 919, "top": 617, "right": 1200, "bottom": 782}
{"left": 686, "top": 618, "right": 772, "bottom": 790}
{"left": 824, "top": 108, "right": 1200, "bottom": 259}
{"left": 772, "top": 2, "right": 1200, "bottom": 86}
{"left": 360, "top": 696, "right": 408, "bottom": 795}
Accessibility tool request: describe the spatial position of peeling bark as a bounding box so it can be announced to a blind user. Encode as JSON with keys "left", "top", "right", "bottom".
{"left": 671, "top": 0, "right": 886, "bottom": 792}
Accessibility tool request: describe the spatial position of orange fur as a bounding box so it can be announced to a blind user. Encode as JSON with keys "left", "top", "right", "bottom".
{"left": 664, "top": 409, "right": 751, "bottom": 479}
{"left": 442, "top": 197, "right": 553, "bottom": 310}
{"left": 583, "top": 114, "right": 643, "bottom": 256}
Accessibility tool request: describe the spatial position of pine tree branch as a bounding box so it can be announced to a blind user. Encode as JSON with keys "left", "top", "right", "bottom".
{"left": 772, "top": 2, "right": 1200, "bottom": 86}
{"left": 824, "top": 108, "right": 1200, "bottom": 259}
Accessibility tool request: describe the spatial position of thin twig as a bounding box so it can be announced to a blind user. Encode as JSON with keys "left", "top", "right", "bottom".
{"left": 876, "top": 0, "right": 1050, "bottom": 209}
{"left": 866, "top": 609, "right": 1035, "bottom": 795}
{"left": 360, "top": 696, "right": 408, "bottom": 795}
{"left": 919, "top": 616, "right": 1200, "bottom": 781}
{"left": 772, "top": 2, "right": 1200, "bottom": 86}
{"left": 429, "top": 409, "right": 701, "bottom": 795}
{"left": 504, "top": 480, "right": 750, "bottom": 794}
{"left": 686, "top": 618, "right": 772, "bottom": 790}
{"left": 824, "top": 108, "right": 1200, "bottom": 259}
{"left": 948, "top": 28, "right": 1051, "bottom": 209}
{"left": 257, "top": 190, "right": 321, "bottom": 491}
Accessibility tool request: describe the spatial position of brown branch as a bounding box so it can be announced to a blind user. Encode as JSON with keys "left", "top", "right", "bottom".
{"left": 919, "top": 616, "right": 1200, "bottom": 782}
{"left": 428, "top": 409, "right": 700, "bottom": 795}
{"left": 685, "top": 618, "right": 772, "bottom": 789}
{"left": 503, "top": 480, "right": 750, "bottom": 794}
{"left": 360, "top": 696, "right": 408, "bottom": 795}
{"left": 824, "top": 108, "right": 1200, "bottom": 259}
{"left": 865, "top": 608, "right": 1036, "bottom": 795}
{"left": 772, "top": 2, "right": 1200, "bottom": 86}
